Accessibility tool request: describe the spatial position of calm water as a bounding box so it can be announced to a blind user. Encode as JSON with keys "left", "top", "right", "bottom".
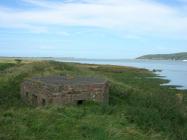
{"left": 56, "top": 59, "right": 187, "bottom": 89}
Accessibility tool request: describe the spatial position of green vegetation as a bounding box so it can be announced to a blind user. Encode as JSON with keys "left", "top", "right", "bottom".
{"left": 14, "top": 59, "right": 22, "bottom": 64}
{"left": 0, "top": 60, "right": 187, "bottom": 140}
{"left": 0, "top": 63, "right": 16, "bottom": 71}
{"left": 137, "top": 52, "right": 187, "bottom": 60}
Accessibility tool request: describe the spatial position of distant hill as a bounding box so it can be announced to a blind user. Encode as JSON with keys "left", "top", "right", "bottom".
{"left": 137, "top": 52, "right": 187, "bottom": 60}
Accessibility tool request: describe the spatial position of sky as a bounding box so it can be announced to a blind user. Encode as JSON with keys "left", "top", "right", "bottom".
{"left": 0, "top": 0, "right": 187, "bottom": 59}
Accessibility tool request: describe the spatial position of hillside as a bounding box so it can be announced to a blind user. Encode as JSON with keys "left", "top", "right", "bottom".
{"left": 137, "top": 52, "right": 187, "bottom": 60}
{"left": 0, "top": 59, "right": 187, "bottom": 140}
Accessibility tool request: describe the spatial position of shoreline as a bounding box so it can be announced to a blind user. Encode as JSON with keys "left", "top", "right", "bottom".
{"left": 0, "top": 57, "right": 186, "bottom": 90}
{"left": 55, "top": 59, "right": 187, "bottom": 90}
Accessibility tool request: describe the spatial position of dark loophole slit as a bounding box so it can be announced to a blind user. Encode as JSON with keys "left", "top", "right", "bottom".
{"left": 42, "top": 99, "right": 46, "bottom": 106}
{"left": 77, "top": 100, "right": 84, "bottom": 105}
{"left": 26, "top": 92, "right": 29, "bottom": 97}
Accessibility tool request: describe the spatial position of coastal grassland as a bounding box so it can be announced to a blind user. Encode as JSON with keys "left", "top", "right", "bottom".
{"left": 0, "top": 60, "right": 187, "bottom": 140}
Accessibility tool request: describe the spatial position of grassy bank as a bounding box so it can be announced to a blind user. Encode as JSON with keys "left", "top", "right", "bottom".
{"left": 0, "top": 60, "right": 187, "bottom": 140}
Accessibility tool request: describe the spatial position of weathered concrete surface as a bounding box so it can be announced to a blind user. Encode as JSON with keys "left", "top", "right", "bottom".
{"left": 21, "top": 76, "right": 109, "bottom": 106}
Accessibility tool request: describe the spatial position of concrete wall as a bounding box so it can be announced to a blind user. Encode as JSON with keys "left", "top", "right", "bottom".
{"left": 21, "top": 80, "right": 109, "bottom": 106}
{"left": 52, "top": 83, "right": 109, "bottom": 105}
{"left": 21, "top": 81, "right": 53, "bottom": 106}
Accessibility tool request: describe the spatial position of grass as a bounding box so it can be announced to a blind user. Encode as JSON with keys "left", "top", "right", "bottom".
{"left": 0, "top": 60, "right": 187, "bottom": 140}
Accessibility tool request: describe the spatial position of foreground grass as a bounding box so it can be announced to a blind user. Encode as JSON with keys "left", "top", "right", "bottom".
{"left": 0, "top": 60, "right": 187, "bottom": 140}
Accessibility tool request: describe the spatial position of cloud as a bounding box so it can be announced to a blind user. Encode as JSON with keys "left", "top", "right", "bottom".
{"left": 0, "top": 0, "right": 187, "bottom": 37}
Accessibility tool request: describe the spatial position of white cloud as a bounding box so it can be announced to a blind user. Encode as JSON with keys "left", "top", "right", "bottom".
{"left": 0, "top": 0, "right": 187, "bottom": 37}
